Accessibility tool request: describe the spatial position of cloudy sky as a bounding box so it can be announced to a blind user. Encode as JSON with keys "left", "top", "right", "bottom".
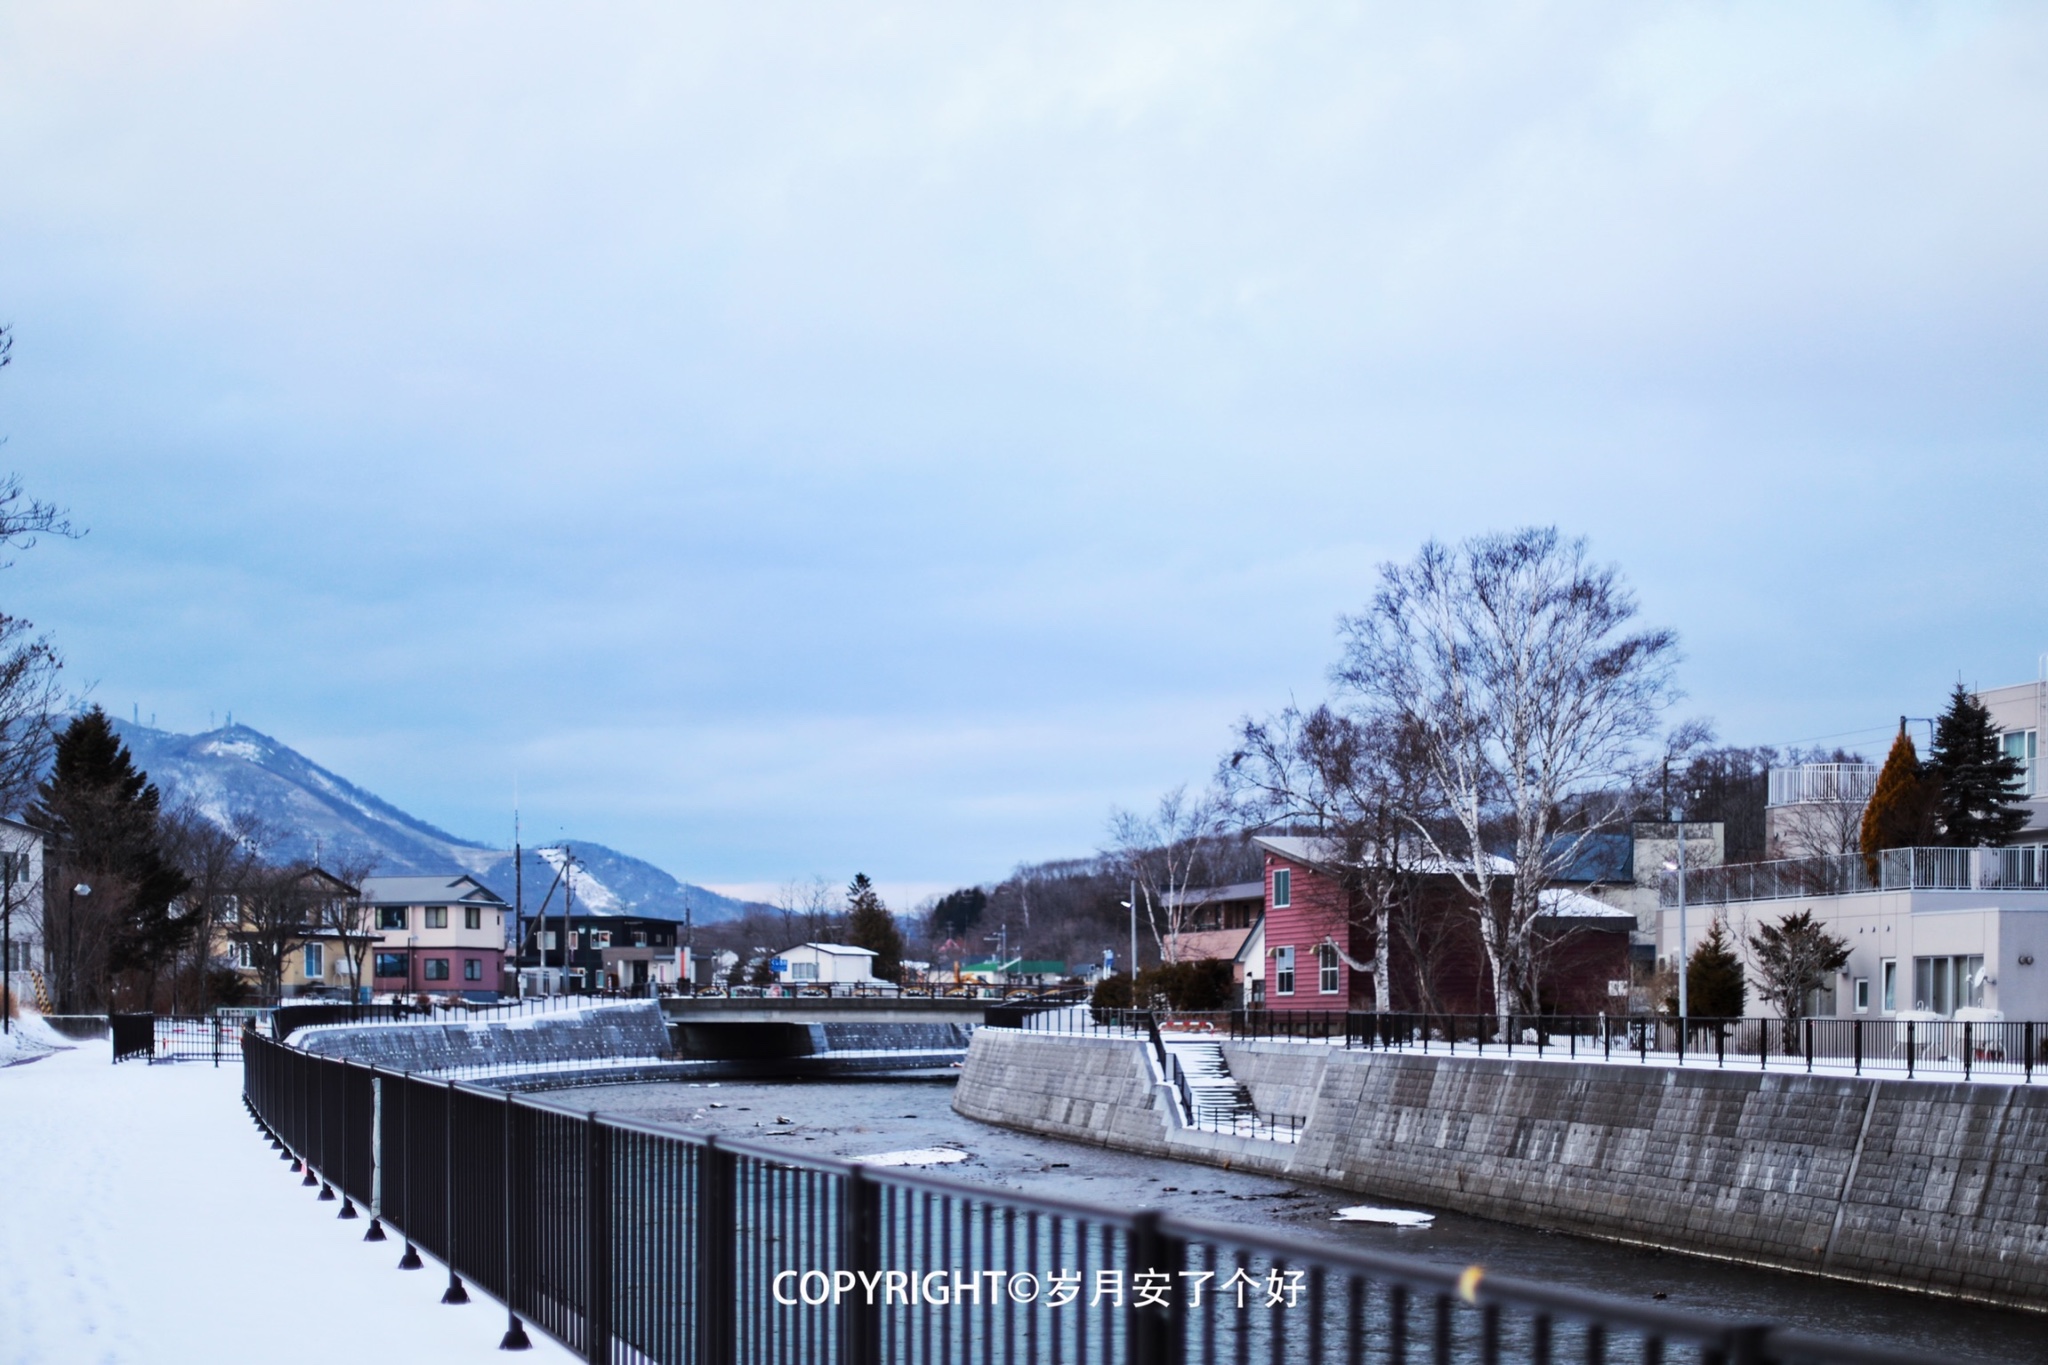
{"left": 3, "top": 4, "right": 2045, "bottom": 905}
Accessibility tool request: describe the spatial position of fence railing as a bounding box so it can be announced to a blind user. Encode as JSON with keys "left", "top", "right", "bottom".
{"left": 111, "top": 1012, "right": 252, "bottom": 1066}
{"left": 1668, "top": 844, "right": 2048, "bottom": 905}
{"left": 243, "top": 1034, "right": 1930, "bottom": 1364}
{"left": 1015, "top": 1008, "right": 2048, "bottom": 1084}
{"left": 1766, "top": 764, "right": 1876, "bottom": 808}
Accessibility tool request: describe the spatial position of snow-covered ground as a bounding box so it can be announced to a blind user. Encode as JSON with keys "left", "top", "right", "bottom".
{"left": 0, "top": 1041, "right": 576, "bottom": 1365}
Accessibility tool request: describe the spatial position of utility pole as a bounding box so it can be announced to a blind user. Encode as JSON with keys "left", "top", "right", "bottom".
{"left": 1129, "top": 879, "right": 1138, "bottom": 994}
{"left": 512, "top": 808, "right": 523, "bottom": 997}
{"left": 2, "top": 851, "right": 14, "bottom": 1035}
{"left": 563, "top": 847, "right": 576, "bottom": 995}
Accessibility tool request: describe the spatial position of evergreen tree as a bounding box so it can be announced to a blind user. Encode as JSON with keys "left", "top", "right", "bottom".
{"left": 844, "top": 872, "right": 904, "bottom": 984}
{"left": 1748, "top": 909, "right": 1850, "bottom": 1026}
{"left": 1682, "top": 919, "right": 1747, "bottom": 1019}
{"left": 1860, "top": 727, "right": 1936, "bottom": 880}
{"left": 27, "top": 707, "right": 193, "bottom": 1008}
{"left": 929, "top": 886, "right": 987, "bottom": 940}
{"left": 1926, "top": 683, "right": 2029, "bottom": 847}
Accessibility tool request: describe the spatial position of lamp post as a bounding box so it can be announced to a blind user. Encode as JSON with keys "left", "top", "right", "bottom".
{"left": 65, "top": 881, "right": 91, "bottom": 1017}
{"left": 1662, "top": 814, "right": 1689, "bottom": 1026}
{"left": 1119, "top": 882, "right": 1138, "bottom": 1003}
{"left": 2, "top": 850, "right": 14, "bottom": 1035}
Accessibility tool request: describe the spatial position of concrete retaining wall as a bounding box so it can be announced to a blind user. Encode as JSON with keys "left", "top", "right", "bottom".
{"left": 953, "top": 1029, "right": 2048, "bottom": 1310}
{"left": 295, "top": 1001, "right": 673, "bottom": 1071}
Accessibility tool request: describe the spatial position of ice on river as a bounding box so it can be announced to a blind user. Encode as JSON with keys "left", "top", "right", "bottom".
{"left": 1332, "top": 1205, "right": 1436, "bottom": 1227}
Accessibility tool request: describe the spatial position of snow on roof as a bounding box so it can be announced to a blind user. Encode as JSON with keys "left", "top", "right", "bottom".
{"left": 1252, "top": 834, "right": 1513, "bottom": 877}
{"left": 785, "top": 942, "right": 878, "bottom": 957}
{"left": 1161, "top": 880, "right": 1265, "bottom": 908}
{"left": 1538, "top": 888, "right": 1636, "bottom": 919}
{"left": 357, "top": 874, "right": 509, "bottom": 907}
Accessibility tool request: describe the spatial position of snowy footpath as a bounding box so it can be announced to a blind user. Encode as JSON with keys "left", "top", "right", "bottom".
{"left": 0, "top": 1039, "right": 576, "bottom": 1365}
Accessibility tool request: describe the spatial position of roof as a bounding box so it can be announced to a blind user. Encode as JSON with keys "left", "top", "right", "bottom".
{"left": 1253, "top": 834, "right": 1514, "bottom": 877}
{"left": 357, "top": 874, "right": 509, "bottom": 908}
{"left": 783, "top": 942, "right": 877, "bottom": 958}
{"left": 1161, "top": 880, "right": 1265, "bottom": 909}
{"left": 1545, "top": 833, "right": 1633, "bottom": 885}
{"left": 1233, "top": 911, "right": 1266, "bottom": 963}
{"left": 963, "top": 959, "right": 1067, "bottom": 974}
{"left": 1537, "top": 888, "right": 1636, "bottom": 919}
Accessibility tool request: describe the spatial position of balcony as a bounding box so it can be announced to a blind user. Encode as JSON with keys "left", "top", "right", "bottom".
{"left": 1765, "top": 763, "right": 1877, "bottom": 807}
{"left": 1663, "top": 844, "right": 2048, "bottom": 905}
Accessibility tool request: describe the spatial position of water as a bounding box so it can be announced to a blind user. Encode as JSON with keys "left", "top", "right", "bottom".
{"left": 558, "top": 1073, "right": 2044, "bottom": 1364}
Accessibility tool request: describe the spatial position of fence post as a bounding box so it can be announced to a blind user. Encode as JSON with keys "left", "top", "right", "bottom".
{"left": 338, "top": 1061, "right": 359, "bottom": 1218}
{"left": 1906, "top": 1022, "right": 1915, "bottom": 1080}
{"left": 1854, "top": 1020, "right": 1862, "bottom": 1077}
{"left": 1964, "top": 1022, "right": 1973, "bottom": 1082}
{"left": 695, "top": 1139, "right": 737, "bottom": 1365}
{"left": 2028, "top": 1022, "right": 2035, "bottom": 1085}
{"left": 366, "top": 1075, "right": 387, "bottom": 1242}
{"left": 1804, "top": 1019, "right": 1813, "bottom": 1075}
{"left": 841, "top": 1167, "right": 881, "bottom": 1365}
{"left": 584, "top": 1113, "right": 611, "bottom": 1363}
{"left": 1128, "top": 1209, "right": 1182, "bottom": 1365}
{"left": 399, "top": 1076, "right": 424, "bottom": 1269}
{"left": 442, "top": 1081, "right": 468, "bottom": 1303}
{"left": 500, "top": 1092, "right": 531, "bottom": 1350}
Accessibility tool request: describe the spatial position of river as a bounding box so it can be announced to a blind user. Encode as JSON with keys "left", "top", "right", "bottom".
{"left": 555, "top": 1072, "right": 2041, "bottom": 1363}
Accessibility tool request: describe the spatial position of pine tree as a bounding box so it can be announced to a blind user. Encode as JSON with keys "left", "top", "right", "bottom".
{"left": 1683, "top": 919, "right": 1747, "bottom": 1019}
{"left": 1860, "top": 727, "right": 1935, "bottom": 880}
{"left": 1926, "top": 683, "right": 2029, "bottom": 847}
{"left": 27, "top": 706, "right": 193, "bottom": 1009}
{"left": 1748, "top": 909, "right": 1850, "bottom": 1026}
{"left": 843, "top": 872, "right": 904, "bottom": 984}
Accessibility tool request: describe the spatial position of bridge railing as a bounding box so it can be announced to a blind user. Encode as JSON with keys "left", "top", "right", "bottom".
{"left": 243, "top": 1033, "right": 1925, "bottom": 1365}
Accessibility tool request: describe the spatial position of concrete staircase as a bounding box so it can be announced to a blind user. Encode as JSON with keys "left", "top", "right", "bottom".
{"left": 1164, "top": 1040, "right": 1260, "bottom": 1128}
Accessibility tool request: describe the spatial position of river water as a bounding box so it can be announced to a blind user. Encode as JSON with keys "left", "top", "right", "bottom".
{"left": 558, "top": 1073, "right": 2041, "bottom": 1364}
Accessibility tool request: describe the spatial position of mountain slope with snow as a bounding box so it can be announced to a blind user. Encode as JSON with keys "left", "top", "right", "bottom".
{"left": 106, "top": 719, "right": 750, "bottom": 923}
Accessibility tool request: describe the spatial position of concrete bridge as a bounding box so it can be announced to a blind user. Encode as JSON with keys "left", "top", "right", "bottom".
{"left": 657, "top": 995, "right": 991, "bottom": 1064}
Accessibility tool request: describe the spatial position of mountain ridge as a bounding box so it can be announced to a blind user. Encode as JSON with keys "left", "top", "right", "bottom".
{"left": 106, "top": 717, "right": 753, "bottom": 924}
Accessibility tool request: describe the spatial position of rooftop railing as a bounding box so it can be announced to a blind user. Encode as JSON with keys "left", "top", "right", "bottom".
{"left": 1766, "top": 764, "right": 1877, "bottom": 808}
{"left": 1663, "top": 844, "right": 2048, "bottom": 905}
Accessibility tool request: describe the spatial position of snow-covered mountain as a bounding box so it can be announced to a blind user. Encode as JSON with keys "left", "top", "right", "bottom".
{"left": 106, "top": 718, "right": 752, "bottom": 924}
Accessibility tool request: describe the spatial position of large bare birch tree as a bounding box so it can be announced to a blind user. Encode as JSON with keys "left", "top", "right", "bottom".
{"left": 1336, "top": 528, "right": 1678, "bottom": 1026}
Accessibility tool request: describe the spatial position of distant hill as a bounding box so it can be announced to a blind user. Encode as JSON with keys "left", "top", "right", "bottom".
{"left": 106, "top": 718, "right": 753, "bottom": 924}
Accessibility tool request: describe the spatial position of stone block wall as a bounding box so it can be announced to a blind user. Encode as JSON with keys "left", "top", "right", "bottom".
{"left": 294, "top": 1001, "right": 673, "bottom": 1072}
{"left": 958, "top": 1029, "right": 2048, "bottom": 1309}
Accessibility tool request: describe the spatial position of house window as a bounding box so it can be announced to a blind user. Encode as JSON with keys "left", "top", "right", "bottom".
{"left": 1853, "top": 978, "right": 1870, "bottom": 1013}
{"left": 1317, "top": 944, "right": 1340, "bottom": 994}
{"left": 377, "top": 907, "right": 406, "bottom": 931}
{"left": 424, "top": 958, "right": 451, "bottom": 981}
{"left": 465, "top": 906, "right": 482, "bottom": 930}
{"left": 234, "top": 941, "right": 254, "bottom": 969}
{"left": 1881, "top": 959, "right": 1897, "bottom": 1013}
{"left": 632, "top": 931, "right": 647, "bottom": 947}
{"left": 424, "top": 907, "right": 448, "bottom": 929}
{"left": 541, "top": 931, "right": 557, "bottom": 951}
{"left": 1274, "top": 945, "right": 1295, "bottom": 995}
{"left": 1272, "top": 869, "right": 1292, "bottom": 909}
{"left": 792, "top": 962, "right": 819, "bottom": 981}
{"left": 302, "top": 943, "right": 324, "bottom": 979}
{"left": 2004, "top": 729, "right": 2038, "bottom": 796}
{"left": 593, "top": 931, "right": 612, "bottom": 949}
{"left": 374, "top": 952, "right": 407, "bottom": 979}
{"left": 464, "top": 958, "right": 482, "bottom": 981}
{"left": 1912, "top": 955, "right": 1985, "bottom": 1015}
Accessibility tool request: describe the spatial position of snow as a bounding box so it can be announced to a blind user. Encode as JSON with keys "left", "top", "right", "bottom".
{"left": 0, "top": 1045, "right": 576, "bottom": 1365}
{"left": 1333, "top": 1205, "right": 1435, "bottom": 1227}
{"left": 199, "top": 738, "right": 266, "bottom": 762}
{"left": 0, "top": 1013, "right": 72, "bottom": 1068}
{"left": 537, "top": 847, "right": 622, "bottom": 913}
{"left": 851, "top": 1147, "right": 969, "bottom": 1167}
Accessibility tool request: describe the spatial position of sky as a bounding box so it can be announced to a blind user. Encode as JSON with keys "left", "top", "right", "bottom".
{"left": 3, "top": 3, "right": 2046, "bottom": 907}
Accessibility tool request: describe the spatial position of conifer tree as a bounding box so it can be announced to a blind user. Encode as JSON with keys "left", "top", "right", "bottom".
{"left": 1926, "top": 683, "right": 2029, "bottom": 847}
{"left": 1683, "top": 919, "right": 1746, "bottom": 1019}
{"left": 1860, "top": 727, "right": 1935, "bottom": 880}
{"left": 27, "top": 706, "right": 193, "bottom": 1008}
{"left": 844, "top": 872, "right": 904, "bottom": 984}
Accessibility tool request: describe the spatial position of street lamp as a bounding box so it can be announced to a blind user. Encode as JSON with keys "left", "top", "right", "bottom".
{"left": 1662, "top": 813, "right": 1689, "bottom": 1026}
{"left": 63, "top": 882, "right": 91, "bottom": 1017}
{"left": 1119, "top": 881, "right": 1138, "bottom": 1004}
{"left": 1, "top": 851, "right": 14, "bottom": 1036}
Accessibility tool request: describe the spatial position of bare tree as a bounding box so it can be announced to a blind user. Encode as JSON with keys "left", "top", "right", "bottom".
{"left": 1337, "top": 529, "right": 1680, "bottom": 1026}
{"left": 319, "top": 854, "right": 380, "bottom": 1003}
{"left": 1104, "top": 785, "right": 1230, "bottom": 967}
{"left": 158, "top": 804, "right": 271, "bottom": 1010}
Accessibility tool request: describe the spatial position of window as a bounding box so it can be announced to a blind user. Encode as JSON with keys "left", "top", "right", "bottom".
{"left": 632, "top": 931, "right": 647, "bottom": 947}
{"left": 423, "top": 958, "right": 451, "bottom": 981}
{"left": 1854, "top": 977, "right": 1870, "bottom": 1013}
{"left": 541, "top": 931, "right": 557, "bottom": 951}
{"left": 463, "top": 958, "right": 483, "bottom": 981}
{"left": 424, "top": 907, "right": 448, "bottom": 929}
{"left": 464, "top": 906, "right": 482, "bottom": 930}
{"left": 792, "top": 962, "right": 819, "bottom": 981}
{"left": 1912, "top": 955, "right": 1985, "bottom": 1015}
{"left": 377, "top": 906, "right": 406, "bottom": 931}
{"left": 593, "top": 931, "right": 612, "bottom": 949}
{"left": 302, "top": 943, "right": 324, "bottom": 979}
{"left": 1272, "top": 869, "right": 1292, "bottom": 908}
{"left": 374, "top": 952, "right": 407, "bottom": 979}
{"left": 1881, "top": 959, "right": 1897, "bottom": 1013}
{"left": 1317, "top": 944, "right": 1340, "bottom": 994}
{"left": 234, "top": 940, "right": 254, "bottom": 970}
{"left": 1274, "top": 945, "right": 1295, "bottom": 995}
{"left": 2004, "top": 729, "right": 2038, "bottom": 796}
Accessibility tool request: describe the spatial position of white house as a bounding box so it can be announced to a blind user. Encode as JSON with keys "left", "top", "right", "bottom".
{"left": 774, "top": 942, "right": 877, "bottom": 985}
{"left": 1, "top": 817, "right": 46, "bottom": 1011}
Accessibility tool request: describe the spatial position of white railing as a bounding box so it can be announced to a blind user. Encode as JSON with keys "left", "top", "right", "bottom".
{"left": 1666, "top": 844, "right": 2048, "bottom": 905}
{"left": 1766, "top": 763, "right": 1877, "bottom": 808}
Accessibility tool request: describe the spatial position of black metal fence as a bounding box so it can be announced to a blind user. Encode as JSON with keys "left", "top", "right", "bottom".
{"left": 1038, "top": 1008, "right": 2048, "bottom": 1084}
{"left": 244, "top": 1033, "right": 1931, "bottom": 1364}
{"left": 110, "top": 1012, "right": 251, "bottom": 1065}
